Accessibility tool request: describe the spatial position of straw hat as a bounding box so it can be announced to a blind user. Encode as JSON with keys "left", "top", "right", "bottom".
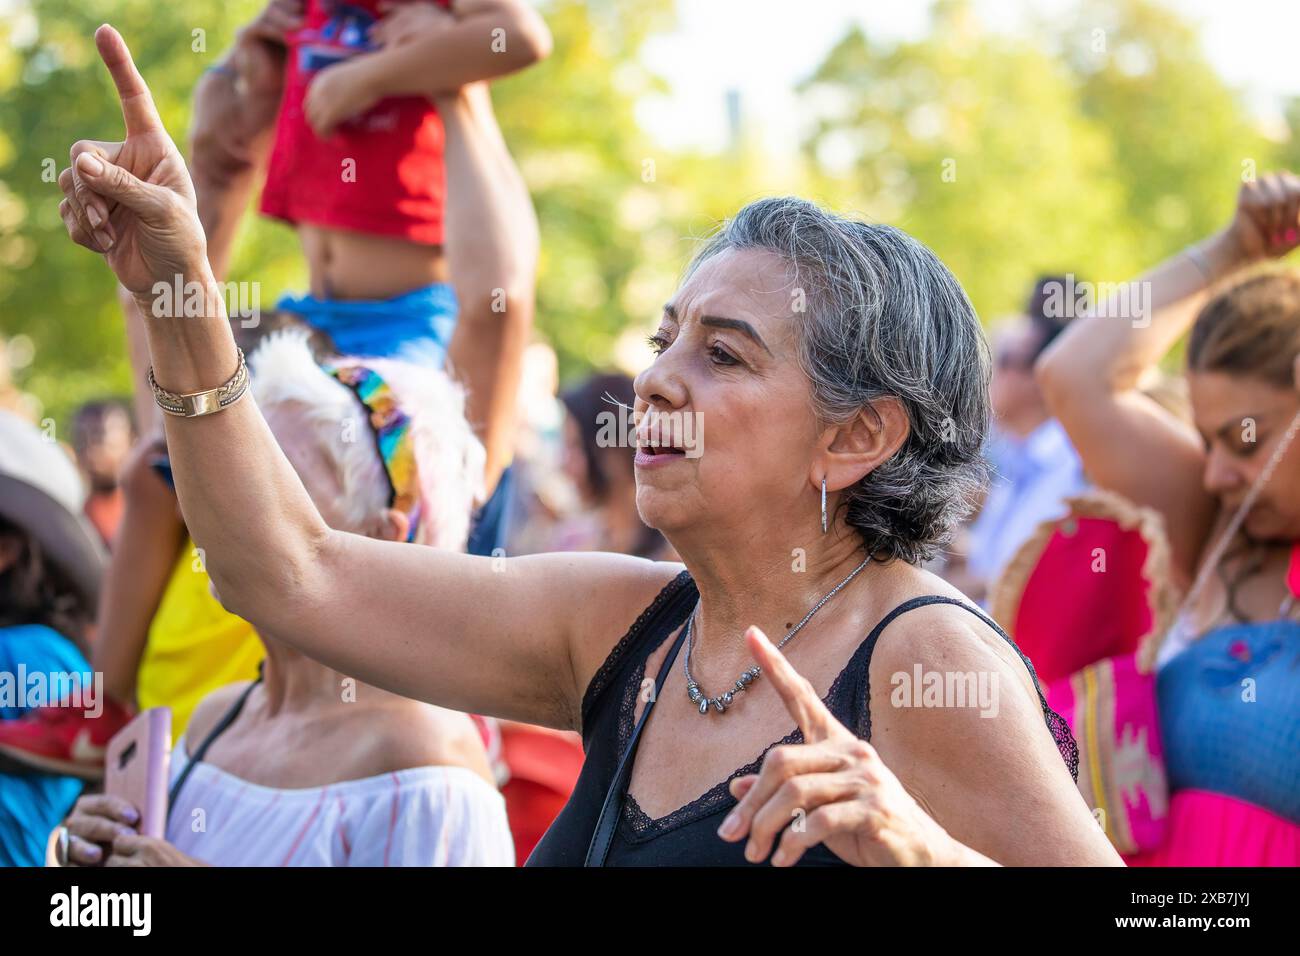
{"left": 0, "top": 409, "right": 107, "bottom": 607}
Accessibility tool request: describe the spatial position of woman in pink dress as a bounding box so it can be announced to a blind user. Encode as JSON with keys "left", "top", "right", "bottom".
{"left": 1038, "top": 172, "right": 1300, "bottom": 866}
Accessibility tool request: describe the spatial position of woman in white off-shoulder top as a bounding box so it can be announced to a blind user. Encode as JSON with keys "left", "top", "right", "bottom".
{"left": 59, "top": 332, "right": 513, "bottom": 867}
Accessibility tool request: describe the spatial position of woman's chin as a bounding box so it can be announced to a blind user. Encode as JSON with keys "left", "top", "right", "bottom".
{"left": 1242, "top": 507, "right": 1297, "bottom": 543}
{"left": 634, "top": 487, "right": 690, "bottom": 535}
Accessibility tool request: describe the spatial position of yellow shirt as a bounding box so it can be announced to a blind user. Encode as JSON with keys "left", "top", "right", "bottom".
{"left": 135, "top": 540, "right": 265, "bottom": 738}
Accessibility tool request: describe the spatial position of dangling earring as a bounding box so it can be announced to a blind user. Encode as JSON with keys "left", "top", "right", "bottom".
{"left": 821, "top": 477, "right": 828, "bottom": 534}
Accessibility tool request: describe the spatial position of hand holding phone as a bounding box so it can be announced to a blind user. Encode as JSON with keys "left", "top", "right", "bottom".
{"left": 104, "top": 707, "right": 172, "bottom": 840}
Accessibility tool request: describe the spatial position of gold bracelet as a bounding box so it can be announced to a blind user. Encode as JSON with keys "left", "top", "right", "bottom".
{"left": 148, "top": 349, "right": 250, "bottom": 418}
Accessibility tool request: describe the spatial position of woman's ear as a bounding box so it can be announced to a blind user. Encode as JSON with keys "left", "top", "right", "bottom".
{"left": 376, "top": 508, "right": 411, "bottom": 544}
{"left": 813, "top": 397, "right": 910, "bottom": 493}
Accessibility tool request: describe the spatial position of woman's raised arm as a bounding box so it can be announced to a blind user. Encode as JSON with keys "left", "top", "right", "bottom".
{"left": 60, "top": 25, "right": 671, "bottom": 731}
{"left": 440, "top": 80, "right": 537, "bottom": 498}
{"left": 1036, "top": 174, "right": 1300, "bottom": 584}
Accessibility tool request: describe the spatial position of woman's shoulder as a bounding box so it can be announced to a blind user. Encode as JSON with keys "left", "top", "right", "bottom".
{"left": 336, "top": 760, "right": 514, "bottom": 867}
{"left": 859, "top": 569, "right": 1043, "bottom": 715}
{"left": 858, "top": 570, "right": 1072, "bottom": 771}
{"left": 183, "top": 679, "right": 257, "bottom": 753}
{"left": 865, "top": 597, "right": 1031, "bottom": 683}
{"left": 570, "top": 559, "right": 692, "bottom": 721}
{"left": 362, "top": 702, "right": 496, "bottom": 782}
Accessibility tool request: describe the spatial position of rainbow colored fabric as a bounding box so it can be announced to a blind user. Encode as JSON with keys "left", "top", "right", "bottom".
{"left": 323, "top": 361, "right": 422, "bottom": 543}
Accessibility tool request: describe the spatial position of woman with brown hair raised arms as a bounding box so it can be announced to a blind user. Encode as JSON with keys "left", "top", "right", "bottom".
{"left": 1037, "top": 175, "right": 1300, "bottom": 866}
{"left": 58, "top": 26, "right": 1119, "bottom": 866}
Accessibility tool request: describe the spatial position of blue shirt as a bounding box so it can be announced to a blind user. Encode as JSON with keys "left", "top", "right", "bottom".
{"left": 1157, "top": 619, "right": 1300, "bottom": 822}
{"left": 0, "top": 624, "right": 88, "bottom": 867}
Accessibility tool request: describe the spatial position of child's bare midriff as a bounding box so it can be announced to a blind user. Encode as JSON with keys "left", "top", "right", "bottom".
{"left": 299, "top": 222, "right": 448, "bottom": 300}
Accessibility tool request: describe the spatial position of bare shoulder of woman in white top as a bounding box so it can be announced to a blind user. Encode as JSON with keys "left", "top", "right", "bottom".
{"left": 181, "top": 680, "right": 496, "bottom": 787}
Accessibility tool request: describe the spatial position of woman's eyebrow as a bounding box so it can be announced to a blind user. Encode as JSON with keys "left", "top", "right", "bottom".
{"left": 1215, "top": 413, "right": 1268, "bottom": 442}
{"left": 701, "top": 316, "right": 773, "bottom": 355}
{"left": 662, "top": 303, "right": 773, "bottom": 355}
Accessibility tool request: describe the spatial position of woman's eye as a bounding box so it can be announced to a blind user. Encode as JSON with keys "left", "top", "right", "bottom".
{"left": 647, "top": 333, "right": 670, "bottom": 356}
{"left": 709, "top": 344, "right": 738, "bottom": 366}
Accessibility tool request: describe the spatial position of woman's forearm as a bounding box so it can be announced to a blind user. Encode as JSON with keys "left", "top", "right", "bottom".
{"left": 1039, "top": 228, "right": 1247, "bottom": 395}
{"left": 134, "top": 275, "right": 332, "bottom": 629}
{"left": 1032, "top": 223, "right": 1255, "bottom": 581}
{"left": 61, "top": 25, "right": 609, "bottom": 731}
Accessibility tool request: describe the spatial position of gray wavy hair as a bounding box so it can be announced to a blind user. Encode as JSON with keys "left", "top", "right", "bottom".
{"left": 685, "top": 196, "right": 991, "bottom": 563}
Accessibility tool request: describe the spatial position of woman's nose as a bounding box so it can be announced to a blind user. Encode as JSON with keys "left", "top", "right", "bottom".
{"left": 1202, "top": 446, "right": 1243, "bottom": 496}
{"left": 634, "top": 352, "right": 687, "bottom": 411}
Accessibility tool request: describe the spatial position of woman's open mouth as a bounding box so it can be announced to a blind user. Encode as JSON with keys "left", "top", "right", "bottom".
{"left": 634, "top": 440, "right": 689, "bottom": 467}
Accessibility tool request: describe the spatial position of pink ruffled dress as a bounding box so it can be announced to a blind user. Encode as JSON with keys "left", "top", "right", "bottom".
{"left": 1127, "top": 610, "right": 1300, "bottom": 866}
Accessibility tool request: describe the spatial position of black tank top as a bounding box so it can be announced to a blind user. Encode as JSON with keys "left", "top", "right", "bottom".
{"left": 527, "top": 571, "right": 1078, "bottom": 866}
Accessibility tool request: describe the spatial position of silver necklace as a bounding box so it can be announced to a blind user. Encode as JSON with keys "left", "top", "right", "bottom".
{"left": 684, "top": 556, "right": 872, "bottom": 715}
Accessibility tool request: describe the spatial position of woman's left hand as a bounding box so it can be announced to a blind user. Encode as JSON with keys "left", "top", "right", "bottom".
{"left": 61, "top": 793, "right": 139, "bottom": 866}
{"left": 62, "top": 792, "right": 201, "bottom": 866}
{"left": 716, "top": 627, "right": 977, "bottom": 867}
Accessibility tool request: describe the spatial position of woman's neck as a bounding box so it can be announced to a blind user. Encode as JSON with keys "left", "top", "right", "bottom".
{"left": 673, "top": 520, "right": 889, "bottom": 668}
{"left": 255, "top": 634, "right": 379, "bottom": 716}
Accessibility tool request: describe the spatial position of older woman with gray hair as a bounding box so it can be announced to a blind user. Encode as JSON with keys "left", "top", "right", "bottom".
{"left": 57, "top": 26, "right": 1120, "bottom": 866}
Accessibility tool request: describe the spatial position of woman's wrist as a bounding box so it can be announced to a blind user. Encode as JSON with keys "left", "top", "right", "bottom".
{"left": 143, "top": 331, "right": 241, "bottom": 396}
{"left": 350, "top": 52, "right": 392, "bottom": 105}
{"left": 205, "top": 56, "right": 237, "bottom": 80}
{"left": 1195, "top": 227, "right": 1256, "bottom": 282}
{"left": 134, "top": 266, "right": 241, "bottom": 394}
{"left": 132, "top": 262, "right": 225, "bottom": 320}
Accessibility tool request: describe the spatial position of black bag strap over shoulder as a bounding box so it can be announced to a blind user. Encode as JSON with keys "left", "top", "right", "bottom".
{"left": 166, "top": 671, "right": 263, "bottom": 821}
{"left": 585, "top": 595, "right": 694, "bottom": 867}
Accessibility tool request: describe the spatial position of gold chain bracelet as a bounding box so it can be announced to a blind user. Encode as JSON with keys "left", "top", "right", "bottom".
{"left": 148, "top": 349, "right": 250, "bottom": 418}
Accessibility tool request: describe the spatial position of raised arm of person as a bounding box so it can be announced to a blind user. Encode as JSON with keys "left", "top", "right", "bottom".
{"left": 117, "top": 1, "right": 298, "bottom": 435}
{"left": 61, "top": 26, "right": 672, "bottom": 732}
{"left": 1036, "top": 174, "right": 1300, "bottom": 584}
{"left": 439, "top": 81, "right": 536, "bottom": 497}
{"left": 372, "top": 0, "right": 551, "bottom": 92}
{"left": 303, "top": 0, "right": 552, "bottom": 138}
{"left": 189, "top": 2, "right": 297, "bottom": 281}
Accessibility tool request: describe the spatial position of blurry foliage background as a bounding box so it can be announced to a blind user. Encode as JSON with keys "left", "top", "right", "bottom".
{"left": 1, "top": 0, "right": 1297, "bottom": 426}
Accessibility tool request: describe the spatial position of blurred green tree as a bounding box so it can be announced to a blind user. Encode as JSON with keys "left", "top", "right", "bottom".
{"left": 0, "top": 0, "right": 1290, "bottom": 428}
{"left": 798, "top": 0, "right": 1280, "bottom": 329}
{"left": 1059, "top": 0, "right": 1278, "bottom": 264}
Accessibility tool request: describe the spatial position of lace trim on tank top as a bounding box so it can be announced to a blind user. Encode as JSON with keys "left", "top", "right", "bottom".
{"left": 618, "top": 664, "right": 836, "bottom": 839}
{"left": 615, "top": 593, "right": 1079, "bottom": 842}
{"left": 581, "top": 570, "right": 694, "bottom": 725}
